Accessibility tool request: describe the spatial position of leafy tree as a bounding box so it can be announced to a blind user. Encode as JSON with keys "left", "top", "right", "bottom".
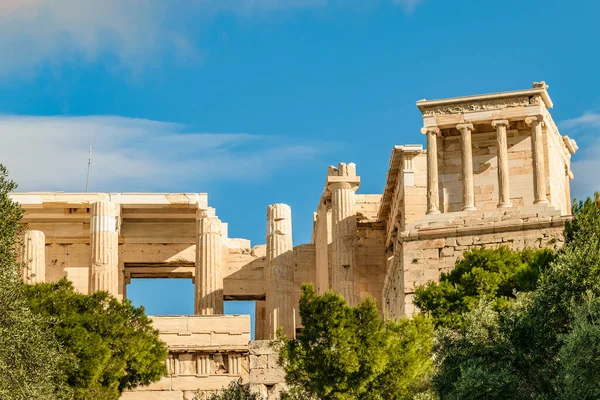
{"left": 23, "top": 279, "right": 168, "bottom": 399}
{"left": 431, "top": 193, "right": 600, "bottom": 399}
{"left": 414, "top": 246, "right": 554, "bottom": 329}
{"left": 280, "top": 284, "right": 435, "bottom": 400}
{"left": 195, "top": 378, "right": 260, "bottom": 400}
{"left": 559, "top": 293, "right": 600, "bottom": 400}
{"left": 432, "top": 298, "right": 535, "bottom": 400}
{"left": 0, "top": 165, "right": 71, "bottom": 399}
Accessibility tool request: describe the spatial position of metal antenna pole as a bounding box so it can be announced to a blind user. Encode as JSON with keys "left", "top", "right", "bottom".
{"left": 85, "top": 146, "right": 92, "bottom": 193}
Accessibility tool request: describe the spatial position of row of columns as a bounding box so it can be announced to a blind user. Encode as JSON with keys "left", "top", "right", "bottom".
{"left": 422, "top": 115, "right": 548, "bottom": 214}
{"left": 19, "top": 200, "right": 227, "bottom": 316}
{"left": 20, "top": 192, "right": 359, "bottom": 338}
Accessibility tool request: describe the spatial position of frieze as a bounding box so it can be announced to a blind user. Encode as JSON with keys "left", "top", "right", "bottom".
{"left": 421, "top": 95, "right": 531, "bottom": 116}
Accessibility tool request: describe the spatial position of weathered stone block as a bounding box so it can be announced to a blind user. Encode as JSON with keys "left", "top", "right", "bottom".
{"left": 250, "top": 355, "right": 268, "bottom": 370}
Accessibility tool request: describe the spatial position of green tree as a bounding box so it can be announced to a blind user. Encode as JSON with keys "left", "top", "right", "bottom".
{"left": 23, "top": 279, "right": 168, "bottom": 399}
{"left": 559, "top": 293, "right": 600, "bottom": 400}
{"left": 431, "top": 193, "right": 600, "bottom": 399}
{"left": 0, "top": 165, "right": 71, "bottom": 399}
{"left": 414, "top": 246, "right": 554, "bottom": 329}
{"left": 195, "top": 378, "right": 260, "bottom": 400}
{"left": 280, "top": 284, "right": 435, "bottom": 400}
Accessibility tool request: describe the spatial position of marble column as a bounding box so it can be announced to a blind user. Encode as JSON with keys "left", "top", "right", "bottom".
{"left": 457, "top": 123, "right": 476, "bottom": 211}
{"left": 492, "top": 119, "right": 512, "bottom": 208}
{"left": 315, "top": 200, "right": 331, "bottom": 295}
{"left": 265, "top": 203, "right": 295, "bottom": 339}
{"left": 195, "top": 210, "right": 224, "bottom": 315}
{"left": 526, "top": 115, "right": 549, "bottom": 205}
{"left": 90, "top": 201, "right": 119, "bottom": 295}
{"left": 21, "top": 230, "right": 45, "bottom": 283}
{"left": 421, "top": 126, "right": 441, "bottom": 215}
{"left": 329, "top": 180, "right": 360, "bottom": 306}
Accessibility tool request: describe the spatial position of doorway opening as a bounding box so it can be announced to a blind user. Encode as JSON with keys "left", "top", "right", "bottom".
{"left": 127, "top": 278, "right": 194, "bottom": 315}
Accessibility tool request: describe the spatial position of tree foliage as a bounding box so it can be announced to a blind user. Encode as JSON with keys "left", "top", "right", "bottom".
{"left": 431, "top": 193, "right": 600, "bottom": 399}
{"left": 23, "top": 279, "right": 168, "bottom": 399}
{"left": 195, "top": 378, "right": 260, "bottom": 400}
{"left": 0, "top": 164, "right": 71, "bottom": 400}
{"left": 559, "top": 293, "right": 600, "bottom": 400}
{"left": 414, "top": 246, "right": 554, "bottom": 329}
{"left": 280, "top": 284, "right": 434, "bottom": 400}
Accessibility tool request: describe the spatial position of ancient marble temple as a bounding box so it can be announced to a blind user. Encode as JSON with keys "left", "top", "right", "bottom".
{"left": 11, "top": 82, "right": 577, "bottom": 399}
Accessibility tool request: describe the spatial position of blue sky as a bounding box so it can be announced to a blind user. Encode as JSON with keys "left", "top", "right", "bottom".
{"left": 2, "top": 1, "right": 600, "bottom": 334}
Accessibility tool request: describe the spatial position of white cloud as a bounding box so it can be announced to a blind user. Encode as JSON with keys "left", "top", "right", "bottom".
{"left": 561, "top": 112, "right": 600, "bottom": 200}
{"left": 392, "top": 0, "right": 423, "bottom": 13}
{"left": 0, "top": 115, "right": 319, "bottom": 192}
{"left": 0, "top": 0, "right": 419, "bottom": 76}
{"left": 560, "top": 112, "right": 600, "bottom": 130}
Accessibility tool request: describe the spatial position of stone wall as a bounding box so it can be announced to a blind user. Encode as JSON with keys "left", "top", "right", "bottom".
{"left": 357, "top": 223, "right": 387, "bottom": 311}
{"left": 248, "top": 341, "right": 287, "bottom": 399}
{"left": 384, "top": 206, "right": 568, "bottom": 319}
{"left": 122, "top": 315, "right": 251, "bottom": 400}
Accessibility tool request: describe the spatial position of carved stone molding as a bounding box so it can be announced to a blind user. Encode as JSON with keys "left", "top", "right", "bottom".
{"left": 421, "top": 96, "right": 530, "bottom": 116}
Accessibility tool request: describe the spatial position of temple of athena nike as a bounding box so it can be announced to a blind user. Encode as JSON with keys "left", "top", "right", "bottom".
{"left": 11, "top": 82, "right": 578, "bottom": 399}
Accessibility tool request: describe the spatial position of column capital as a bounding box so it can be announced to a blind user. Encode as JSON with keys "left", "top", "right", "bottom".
{"left": 525, "top": 115, "right": 543, "bottom": 126}
{"left": 491, "top": 119, "right": 510, "bottom": 128}
{"left": 420, "top": 126, "right": 440, "bottom": 136}
{"left": 456, "top": 122, "right": 474, "bottom": 133}
{"left": 326, "top": 162, "right": 360, "bottom": 193}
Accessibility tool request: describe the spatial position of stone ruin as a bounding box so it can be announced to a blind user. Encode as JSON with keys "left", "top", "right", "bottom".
{"left": 11, "top": 82, "right": 578, "bottom": 399}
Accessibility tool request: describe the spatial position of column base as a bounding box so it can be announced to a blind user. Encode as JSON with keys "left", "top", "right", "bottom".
{"left": 426, "top": 209, "right": 441, "bottom": 215}
{"left": 462, "top": 206, "right": 477, "bottom": 211}
{"left": 534, "top": 199, "right": 549, "bottom": 206}
{"left": 498, "top": 202, "right": 513, "bottom": 209}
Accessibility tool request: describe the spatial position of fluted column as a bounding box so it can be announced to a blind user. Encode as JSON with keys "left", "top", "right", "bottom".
{"left": 315, "top": 200, "right": 331, "bottom": 295}
{"left": 421, "top": 126, "right": 441, "bottom": 215}
{"left": 457, "top": 123, "right": 476, "bottom": 211}
{"left": 265, "top": 203, "right": 295, "bottom": 339}
{"left": 21, "top": 230, "right": 45, "bottom": 283}
{"left": 195, "top": 210, "right": 224, "bottom": 315}
{"left": 526, "top": 115, "right": 549, "bottom": 205}
{"left": 492, "top": 119, "right": 512, "bottom": 208}
{"left": 329, "top": 178, "right": 360, "bottom": 305}
{"left": 90, "top": 201, "right": 119, "bottom": 295}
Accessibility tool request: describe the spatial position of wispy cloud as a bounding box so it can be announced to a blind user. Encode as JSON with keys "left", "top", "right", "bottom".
{"left": 392, "top": 0, "right": 424, "bottom": 13}
{"left": 0, "top": 0, "right": 420, "bottom": 77}
{"left": 560, "top": 112, "right": 600, "bottom": 130}
{"left": 0, "top": 115, "right": 319, "bottom": 192}
{"left": 560, "top": 112, "right": 600, "bottom": 200}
